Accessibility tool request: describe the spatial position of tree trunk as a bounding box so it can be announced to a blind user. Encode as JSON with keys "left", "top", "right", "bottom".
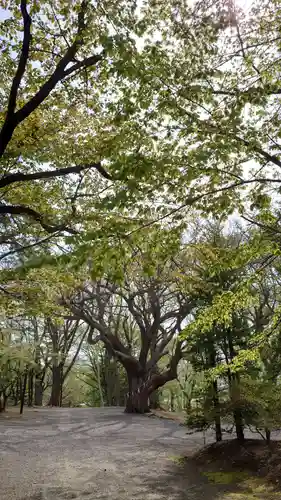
{"left": 0, "top": 392, "right": 8, "bottom": 412}
{"left": 20, "top": 371, "right": 28, "bottom": 415}
{"left": 209, "top": 342, "right": 222, "bottom": 442}
{"left": 125, "top": 374, "right": 150, "bottom": 413}
{"left": 234, "top": 407, "right": 244, "bottom": 442}
{"left": 170, "top": 390, "right": 175, "bottom": 412}
{"left": 49, "top": 364, "right": 63, "bottom": 406}
{"left": 227, "top": 331, "right": 244, "bottom": 443}
{"left": 34, "top": 377, "right": 44, "bottom": 406}
{"left": 13, "top": 379, "right": 20, "bottom": 406}
{"left": 3, "top": 393, "right": 8, "bottom": 411}
{"left": 28, "top": 370, "right": 34, "bottom": 406}
{"left": 0, "top": 392, "right": 4, "bottom": 412}
{"left": 265, "top": 428, "right": 271, "bottom": 444}
{"left": 213, "top": 380, "right": 222, "bottom": 442}
{"left": 228, "top": 372, "right": 244, "bottom": 442}
{"left": 149, "top": 390, "right": 160, "bottom": 410}
{"left": 124, "top": 343, "right": 182, "bottom": 414}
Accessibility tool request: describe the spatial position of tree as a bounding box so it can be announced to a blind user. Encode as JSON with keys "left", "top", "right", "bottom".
{"left": 82, "top": 342, "right": 128, "bottom": 407}
{"left": 46, "top": 318, "right": 88, "bottom": 406}
{"left": 0, "top": 321, "right": 35, "bottom": 412}
{"left": 179, "top": 224, "right": 254, "bottom": 441}
{"left": 66, "top": 244, "right": 197, "bottom": 413}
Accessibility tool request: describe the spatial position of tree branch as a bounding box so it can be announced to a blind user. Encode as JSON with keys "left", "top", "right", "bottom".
{"left": 0, "top": 204, "right": 77, "bottom": 234}
{"left": 0, "top": 233, "right": 57, "bottom": 261}
{"left": 0, "top": 0, "right": 104, "bottom": 157}
{"left": 147, "top": 341, "right": 183, "bottom": 395}
{"left": 6, "top": 0, "right": 32, "bottom": 118}
{"left": 63, "top": 327, "right": 88, "bottom": 381}
{"left": 62, "top": 53, "right": 104, "bottom": 78}
{"left": 0, "top": 162, "right": 112, "bottom": 189}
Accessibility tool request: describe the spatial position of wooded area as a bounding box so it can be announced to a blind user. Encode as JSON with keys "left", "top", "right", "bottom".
{"left": 1, "top": 0, "right": 281, "bottom": 450}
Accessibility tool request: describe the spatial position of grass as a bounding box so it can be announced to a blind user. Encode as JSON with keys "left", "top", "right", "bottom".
{"left": 196, "top": 439, "right": 281, "bottom": 499}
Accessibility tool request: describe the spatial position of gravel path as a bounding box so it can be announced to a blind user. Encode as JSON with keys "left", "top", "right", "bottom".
{"left": 0, "top": 407, "right": 224, "bottom": 500}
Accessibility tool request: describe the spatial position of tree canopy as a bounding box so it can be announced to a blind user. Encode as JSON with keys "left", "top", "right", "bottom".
{"left": 1, "top": 0, "right": 281, "bottom": 424}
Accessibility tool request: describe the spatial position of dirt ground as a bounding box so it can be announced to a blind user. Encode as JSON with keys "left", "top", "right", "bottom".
{"left": 0, "top": 407, "right": 280, "bottom": 500}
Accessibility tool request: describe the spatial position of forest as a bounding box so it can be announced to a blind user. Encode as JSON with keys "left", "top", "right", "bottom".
{"left": 1, "top": 0, "right": 281, "bottom": 451}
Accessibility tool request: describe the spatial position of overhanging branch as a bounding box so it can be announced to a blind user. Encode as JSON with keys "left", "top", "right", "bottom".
{"left": 0, "top": 161, "right": 112, "bottom": 189}
{"left": 62, "top": 53, "right": 104, "bottom": 78}
{"left": 6, "top": 0, "right": 32, "bottom": 118}
{"left": 0, "top": 204, "right": 78, "bottom": 234}
{"left": 0, "top": 0, "right": 105, "bottom": 157}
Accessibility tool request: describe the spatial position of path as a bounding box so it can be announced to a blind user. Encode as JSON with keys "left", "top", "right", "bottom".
{"left": 0, "top": 407, "right": 230, "bottom": 500}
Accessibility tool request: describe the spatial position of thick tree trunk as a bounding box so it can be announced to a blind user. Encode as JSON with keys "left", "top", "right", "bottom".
{"left": 149, "top": 390, "right": 160, "bottom": 410}
{"left": 125, "top": 374, "right": 150, "bottom": 413}
{"left": 124, "top": 342, "right": 182, "bottom": 414}
{"left": 49, "top": 364, "right": 63, "bottom": 406}
{"left": 34, "top": 377, "right": 44, "bottom": 406}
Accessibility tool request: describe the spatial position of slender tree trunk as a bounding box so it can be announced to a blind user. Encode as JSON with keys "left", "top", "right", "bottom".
{"left": 0, "top": 392, "right": 7, "bottom": 412}
{"left": 209, "top": 342, "right": 222, "bottom": 442}
{"left": 97, "top": 358, "right": 104, "bottom": 407}
{"left": 20, "top": 372, "right": 28, "bottom": 415}
{"left": 3, "top": 394, "right": 8, "bottom": 411}
{"left": 227, "top": 331, "right": 244, "bottom": 443}
{"left": 0, "top": 392, "right": 4, "bottom": 412}
{"left": 34, "top": 376, "right": 44, "bottom": 406}
{"left": 14, "top": 379, "right": 20, "bottom": 406}
{"left": 49, "top": 364, "right": 63, "bottom": 406}
{"left": 213, "top": 380, "right": 222, "bottom": 442}
{"left": 34, "top": 328, "right": 44, "bottom": 406}
{"left": 265, "top": 428, "right": 271, "bottom": 444}
{"left": 113, "top": 362, "right": 121, "bottom": 406}
{"left": 227, "top": 370, "right": 244, "bottom": 442}
{"left": 28, "top": 370, "right": 34, "bottom": 406}
{"left": 170, "top": 390, "right": 175, "bottom": 412}
{"left": 59, "top": 378, "right": 63, "bottom": 407}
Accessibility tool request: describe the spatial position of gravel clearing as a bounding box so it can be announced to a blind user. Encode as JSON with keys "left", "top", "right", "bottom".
{"left": 0, "top": 407, "right": 228, "bottom": 500}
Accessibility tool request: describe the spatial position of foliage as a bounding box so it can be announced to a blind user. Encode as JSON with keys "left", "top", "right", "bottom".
{"left": 1, "top": 0, "right": 281, "bottom": 430}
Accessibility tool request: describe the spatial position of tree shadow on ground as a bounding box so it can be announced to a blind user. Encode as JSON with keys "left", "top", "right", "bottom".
{"left": 140, "top": 456, "right": 281, "bottom": 499}
{"left": 24, "top": 459, "right": 273, "bottom": 500}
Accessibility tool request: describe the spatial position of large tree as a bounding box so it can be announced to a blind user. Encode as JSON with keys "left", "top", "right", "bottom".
{"left": 66, "top": 249, "right": 196, "bottom": 413}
